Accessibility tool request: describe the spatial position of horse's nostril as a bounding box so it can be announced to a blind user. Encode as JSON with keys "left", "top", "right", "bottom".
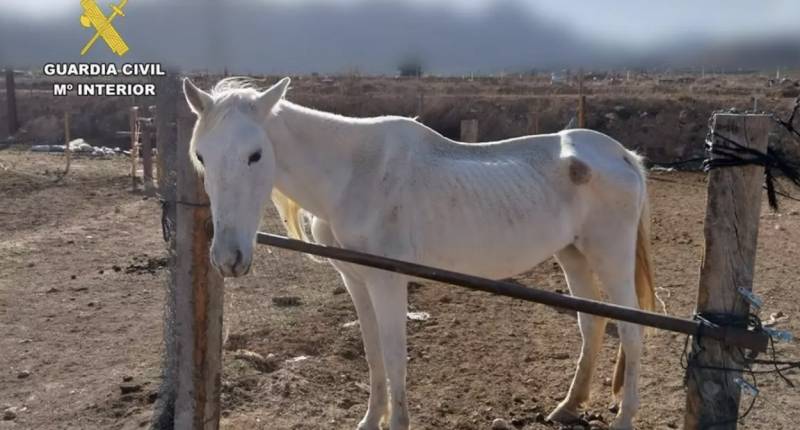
{"left": 234, "top": 249, "right": 243, "bottom": 269}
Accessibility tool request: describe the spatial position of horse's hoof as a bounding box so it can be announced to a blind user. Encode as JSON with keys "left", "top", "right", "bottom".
{"left": 357, "top": 416, "right": 383, "bottom": 430}
{"left": 547, "top": 406, "right": 581, "bottom": 424}
{"left": 356, "top": 421, "right": 380, "bottom": 430}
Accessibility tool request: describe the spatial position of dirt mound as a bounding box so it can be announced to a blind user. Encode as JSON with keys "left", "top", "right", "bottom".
{"left": 124, "top": 254, "right": 167, "bottom": 275}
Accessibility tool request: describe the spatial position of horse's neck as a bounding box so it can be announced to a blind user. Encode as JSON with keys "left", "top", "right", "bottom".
{"left": 267, "top": 101, "right": 371, "bottom": 219}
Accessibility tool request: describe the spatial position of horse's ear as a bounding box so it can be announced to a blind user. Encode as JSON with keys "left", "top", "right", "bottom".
{"left": 256, "top": 77, "right": 291, "bottom": 114}
{"left": 183, "top": 78, "right": 213, "bottom": 115}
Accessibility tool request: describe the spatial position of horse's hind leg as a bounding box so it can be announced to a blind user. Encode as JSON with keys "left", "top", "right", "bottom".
{"left": 341, "top": 274, "right": 389, "bottom": 430}
{"left": 547, "top": 245, "right": 607, "bottom": 424}
{"left": 583, "top": 237, "right": 642, "bottom": 430}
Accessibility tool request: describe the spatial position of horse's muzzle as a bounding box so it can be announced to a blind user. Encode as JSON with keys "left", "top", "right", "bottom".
{"left": 211, "top": 246, "right": 252, "bottom": 277}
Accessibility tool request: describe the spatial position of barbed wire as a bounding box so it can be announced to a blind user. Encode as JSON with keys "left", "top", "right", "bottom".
{"left": 651, "top": 99, "right": 800, "bottom": 210}
{"left": 703, "top": 102, "right": 800, "bottom": 210}
{"left": 680, "top": 311, "right": 798, "bottom": 428}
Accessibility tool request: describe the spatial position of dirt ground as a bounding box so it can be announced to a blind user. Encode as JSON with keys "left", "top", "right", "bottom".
{"left": 1, "top": 151, "right": 799, "bottom": 430}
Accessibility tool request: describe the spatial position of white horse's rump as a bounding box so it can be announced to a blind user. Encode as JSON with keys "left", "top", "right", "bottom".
{"left": 184, "top": 77, "right": 655, "bottom": 430}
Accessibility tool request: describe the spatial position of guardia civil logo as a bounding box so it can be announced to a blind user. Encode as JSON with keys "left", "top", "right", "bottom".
{"left": 79, "top": 0, "right": 129, "bottom": 57}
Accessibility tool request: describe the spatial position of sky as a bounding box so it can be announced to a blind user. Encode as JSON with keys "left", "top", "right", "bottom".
{"left": 1, "top": 0, "right": 798, "bottom": 48}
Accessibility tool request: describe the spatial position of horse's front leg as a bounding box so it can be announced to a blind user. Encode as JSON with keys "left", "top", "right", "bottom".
{"left": 340, "top": 274, "right": 389, "bottom": 430}
{"left": 366, "top": 273, "right": 410, "bottom": 430}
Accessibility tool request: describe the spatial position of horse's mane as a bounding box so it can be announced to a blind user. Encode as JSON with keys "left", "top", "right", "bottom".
{"left": 211, "top": 76, "right": 262, "bottom": 96}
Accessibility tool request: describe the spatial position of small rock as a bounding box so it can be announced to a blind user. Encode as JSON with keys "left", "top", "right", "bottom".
{"left": 491, "top": 418, "right": 511, "bottom": 430}
{"left": 27, "top": 262, "right": 35, "bottom": 268}
{"left": 550, "top": 352, "right": 570, "bottom": 360}
{"left": 3, "top": 408, "right": 16, "bottom": 421}
{"left": 272, "top": 296, "right": 302, "bottom": 307}
{"left": 585, "top": 411, "right": 603, "bottom": 422}
{"left": 608, "top": 403, "right": 619, "bottom": 414}
{"left": 233, "top": 349, "right": 279, "bottom": 373}
{"left": 17, "top": 370, "right": 30, "bottom": 379}
{"left": 112, "top": 265, "right": 122, "bottom": 272}
{"left": 588, "top": 419, "right": 608, "bottom": 429}
{"left": 122, "top": 375, "right": 133, "bottom": 382}
{"left": 70, "top": 275, "right": 77, "bottom": 280}
{"left": 120, "top": 383, "right": 142, "bottom": 395}
{"left": 407, "top": 311, "right": 430, "bottom": 321}
{"left": 331, "top": 286, "right": 346, "bottom": 295}
{"left": 46, "top": 287, "right": 60, "bottom": 294}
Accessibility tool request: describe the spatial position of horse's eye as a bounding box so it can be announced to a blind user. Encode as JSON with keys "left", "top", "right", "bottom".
{"left": 196, "top": 153, "right": 204, "bottom": 165}
{"left": 248, "top": 151, "right": 262, "bottom": 165}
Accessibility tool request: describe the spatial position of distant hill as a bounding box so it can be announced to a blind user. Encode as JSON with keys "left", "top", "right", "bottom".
{"left": 0, "top": 0, "right": 796, "bottom": 74}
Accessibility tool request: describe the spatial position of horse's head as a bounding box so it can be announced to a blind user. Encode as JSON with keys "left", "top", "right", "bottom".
{"left": 183, "top": 77, "right": 290, "bottom": 277}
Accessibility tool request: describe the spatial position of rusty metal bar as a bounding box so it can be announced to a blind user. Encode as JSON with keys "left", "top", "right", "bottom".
{"left": 255, "top": 232, "right": 769, "bottom": 352}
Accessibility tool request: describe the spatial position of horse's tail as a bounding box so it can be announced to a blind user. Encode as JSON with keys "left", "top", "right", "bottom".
{"left": 612, "top": 158, "right": 656, "bottom": 398}
{"left": 271, "top": 189, "right": 327, "bottom": 263}
{"left": 271, "top": 189, "right": 304, "bottom": 240}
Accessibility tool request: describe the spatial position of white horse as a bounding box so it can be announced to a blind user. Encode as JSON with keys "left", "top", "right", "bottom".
{"left": 183, "top": 76, "right": 655, "bottom": 430}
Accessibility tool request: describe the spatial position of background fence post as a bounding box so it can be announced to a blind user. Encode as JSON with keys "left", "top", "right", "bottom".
{"left": 63, "top": 112, "right": 71, "bottom": 176}
{"left": 151, "top": 73, "right": 180, "bottom": 430}
{"left": 5, "top": 67, "right": 19, "bottom": 136}
{"left": 141, "top": 116, "right": 154, "bottom": 194}
{"left": 529, "top": 111, "right": 540, "bottom": 135}
{"left": 684, "top": 114, "right": 771, "bottom": 429}
{"left": 130, "top": 106, "right": 140, "bottom": 191}
{"left": 173, "top": 91, "right": 225, "bottom": 430}
{"left": 460, "top": 119, "right": 479, "bottom": 143}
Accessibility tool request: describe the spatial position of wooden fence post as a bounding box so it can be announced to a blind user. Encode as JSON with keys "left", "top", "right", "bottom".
{"left": 460, "top": 119, "right": 479, "bottom": 143}
{"left": 5, "top": 68, "right": 18, "bottom": 136}
{"left": 529, "top": 111, "right": 540, "bottom": 135}
{"left": 684, "top": 114, "right": 771, "bottom": 429}
{"left": 151, "top": 73, "right": 180, "bottom": 430}
{"left": 63, "top": 112, "right": 71, "bottom": 176}
{"left": 173, "top": 94, "right": 225, "bottom": 430}
{"left": 141, "top": 119, "right": 154, "bottom": 194}
{"left": 130, "top": 107, "right": 140, "bottom": 191}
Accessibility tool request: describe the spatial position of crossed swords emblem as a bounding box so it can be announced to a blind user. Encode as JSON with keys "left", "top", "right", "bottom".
{"left": 80, "top": 0, "right": 129, "bottom": 56}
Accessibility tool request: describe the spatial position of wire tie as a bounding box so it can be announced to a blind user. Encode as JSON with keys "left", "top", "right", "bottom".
{"left": 734, "top": 377, "right": 759, "bottom": 397}
{"left": 737, "top": 287, "right": 763, "bottom": 310}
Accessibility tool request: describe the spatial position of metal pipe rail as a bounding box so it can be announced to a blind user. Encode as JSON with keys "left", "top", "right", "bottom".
{"left": 256, "top": 232, "right": 769, "bottom": 353}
